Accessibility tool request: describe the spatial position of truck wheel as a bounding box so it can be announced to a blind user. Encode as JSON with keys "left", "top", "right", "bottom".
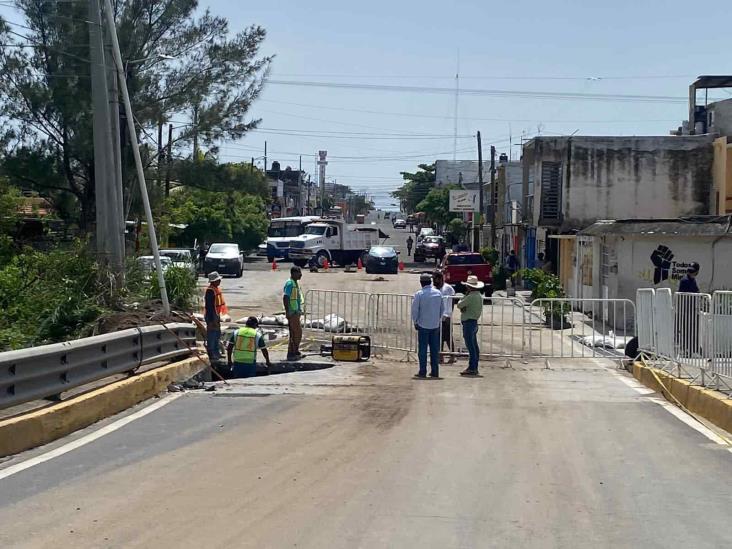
{"left": 315, "top": 250, "right": 330, "bottom": 268}
{"left": 293, "top": 259, "right": 308, "bottom": 268}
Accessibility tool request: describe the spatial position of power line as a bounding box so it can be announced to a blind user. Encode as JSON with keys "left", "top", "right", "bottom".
{"left": 258, "top": 99, "right": 679, "bottom": 124}
{"left": 263, "top": 79, "right": 690, "bottom": 104}
{"left": 270, "top": 72, "right": 695, "bottom": 82}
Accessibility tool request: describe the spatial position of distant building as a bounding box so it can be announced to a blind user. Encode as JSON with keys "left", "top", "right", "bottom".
{"left": 266, "top": 161, "right": 306, "bottom": 217}
{"left": 435, "top": 160, "right": 490, "bottom": 189}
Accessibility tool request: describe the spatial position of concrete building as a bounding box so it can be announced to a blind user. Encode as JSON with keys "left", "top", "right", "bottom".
{"left": 521, "top": 135, "right": 716, "bottom": 273}
{"left": 266, "top": 161, "right": 306, "bottom": 217}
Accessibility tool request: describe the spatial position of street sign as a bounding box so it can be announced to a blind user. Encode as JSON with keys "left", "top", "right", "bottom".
{"left": 449, "top": 189, "right": 479, "bottom": 212}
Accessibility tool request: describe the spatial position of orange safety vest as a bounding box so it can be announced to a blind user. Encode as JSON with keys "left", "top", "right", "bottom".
{"left": 204, "top": 285, "right": 228, "bottom": 316}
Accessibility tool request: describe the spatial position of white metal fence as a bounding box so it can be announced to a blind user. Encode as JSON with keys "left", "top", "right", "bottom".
{"left": 635, "top": 288, "right": 732, "bottom": 393}
{"left": 304, "top": 289, "right": 637, "bottom": 360}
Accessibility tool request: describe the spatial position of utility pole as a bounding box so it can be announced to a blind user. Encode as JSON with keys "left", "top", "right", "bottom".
{"left": 103, "top": 0, "right": 169, "bottom": 315}
{"left": 264, "top": 141, "right": 267, "bottom": 172}
{"left": 298, "top": 155, "right": 303, "bottom": 215}
{"left": 192, "top": 104, "right": 199, "bottom": 159}
{"left": 89, "top": 0, "right": 123, "bottom": 276}
{"left": 105, "top": 27, "right": 125, "bottom": 261}
{"left": 165, "top": 124, "right": 173, "bottom": 197}
{"left": 474, "top": 131, "right": 483, "bottom": 252}
{"left": 490, "top": 145, "right": 496, "bottom": 248}
{"left": 306, "top": 175, "right": 311, "bottom": 215}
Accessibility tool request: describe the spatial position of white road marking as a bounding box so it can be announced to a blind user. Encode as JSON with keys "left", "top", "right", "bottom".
{"left": 0, "top": 393, "right": 183, "bottom": 482}
{"left": 609, "top": 369, "right": 732, "bottom": 452}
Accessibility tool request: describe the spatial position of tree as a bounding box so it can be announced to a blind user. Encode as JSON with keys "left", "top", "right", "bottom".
{"left": 0, "top": 1, "right": 272, "bottom": 229}
{"left": 415, "top": 184, "right": 459, "bottom": 229}
{"left": 391, "top": 163, "right": 435, "bottom": 214}
{"left": 166, "top": 187, "right": 268, "bottom": 251}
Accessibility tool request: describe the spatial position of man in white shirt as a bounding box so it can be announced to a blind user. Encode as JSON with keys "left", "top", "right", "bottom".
{"left": 432, "top": 270, "right": 455, "bottom": 364}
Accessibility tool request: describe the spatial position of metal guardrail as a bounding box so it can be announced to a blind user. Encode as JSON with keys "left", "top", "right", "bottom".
{"left": 0, "top": 323, "right": 196, "bottom": 411}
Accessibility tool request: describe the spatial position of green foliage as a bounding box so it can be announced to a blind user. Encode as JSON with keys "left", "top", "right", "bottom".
{"left": 480, "top": 247, "right": 499, "bottom": 265}
{"left": 519, "top": 268, "right": 570, "bottom": 319}
{"left": 446, "top": 218, "right": 467, "bottom": 244}
{"left": 0, "top": 1, "right": 272, "bottom": 228}
{"left": 166, "top": 187, "right": 268, "bottom": 251}
{"left": 148, "top": 266, "right": 198, "bottom": 310}
{"left": 0, "top": 177, "right": 20, "bottom": 264}
{"left": 415, "top": 185, "right": 460, "bottom": 228}
{"left": 391, "top": 163, "right": 436, "bottom": 214}
{"left": 0, "top": 242, "right": 106, "bottom": 350}
{"left": 173, "top": 159, "right": 269, "bottom": 197}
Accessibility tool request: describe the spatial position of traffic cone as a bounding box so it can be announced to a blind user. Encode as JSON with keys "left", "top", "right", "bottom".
{"left": 399, "top": 261, "right": 405, "bottom": 271}
{"left": 323, "top": 257, "right": 330, "bottom": 271}
{"left": 271, "top": 259, "right": 277, "bottom": 271}
{"left": 357, "top": 257, "right": 363, "bottom": 270}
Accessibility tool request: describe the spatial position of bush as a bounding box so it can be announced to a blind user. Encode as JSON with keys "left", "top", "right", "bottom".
{"left": 519, "top": 268, "right": 570, "bottom": 320}
{"left": 148, "top": 266, "right": 198, "bottom": 310}
{"left": 480, "top": 247, "right": 499, "bottom": 265}
{"left": 0, "top": 241, "right": 107, "bottom": 349}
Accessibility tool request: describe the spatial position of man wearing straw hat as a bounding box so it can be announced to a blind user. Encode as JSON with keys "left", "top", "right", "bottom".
{"left": 457, "top": 275, "right": 484, "bottom": 376}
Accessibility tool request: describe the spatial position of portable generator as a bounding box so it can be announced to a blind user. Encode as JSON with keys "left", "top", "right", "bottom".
{"left": 325, "top": 335, "right": 371, "bottom": 362}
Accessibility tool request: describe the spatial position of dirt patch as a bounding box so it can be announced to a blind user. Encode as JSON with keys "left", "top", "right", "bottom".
{"left": 93, "top": 300, "right": 184, "bottom": 334}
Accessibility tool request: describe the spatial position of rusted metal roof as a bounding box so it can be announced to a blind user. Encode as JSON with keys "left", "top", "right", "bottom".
{"left": 580, "top": 216, "right": 732, "bottom": 237}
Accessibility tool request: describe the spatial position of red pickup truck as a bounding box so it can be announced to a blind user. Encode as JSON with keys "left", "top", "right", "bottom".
{"left": 441, "top": 252, "right": 493, "bottom": 296}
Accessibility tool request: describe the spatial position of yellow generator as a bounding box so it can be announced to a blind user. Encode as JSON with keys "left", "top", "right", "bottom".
{"left": 329, "top": 335, "right": 371, "bottom": 362}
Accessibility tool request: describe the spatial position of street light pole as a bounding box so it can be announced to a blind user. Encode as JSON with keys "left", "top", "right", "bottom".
{"left": 103, "top": 0, "right": 170, "bottom": 315}
{"left": 490, "top": 145, "right": 496, "bottom": 247}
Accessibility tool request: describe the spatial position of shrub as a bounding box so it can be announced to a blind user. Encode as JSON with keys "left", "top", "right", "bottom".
{"left": 148, "top": 265, "right": 198, "bottom": 311}
{"left": 480, "top": 247, "right": 499, "bottom": 265}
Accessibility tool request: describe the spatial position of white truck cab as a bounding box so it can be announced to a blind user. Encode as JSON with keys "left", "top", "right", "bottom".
{"left": 288, "top": 219, "right": 384, "bottom": 267}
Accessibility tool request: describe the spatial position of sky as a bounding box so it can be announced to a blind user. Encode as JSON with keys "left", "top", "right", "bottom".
{"left": 3, "top": 0, "right": 732, "bottom": 209}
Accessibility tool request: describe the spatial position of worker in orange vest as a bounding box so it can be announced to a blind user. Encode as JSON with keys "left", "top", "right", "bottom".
{"left": 204, "top": 271, "right": 228, "bottom": 361}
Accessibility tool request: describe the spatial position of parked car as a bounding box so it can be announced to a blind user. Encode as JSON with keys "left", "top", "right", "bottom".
{"left": 441, "top": 252, "right": 493, "bottom": 296}
{"left": 137, "top": 255, "right": 173, "bottom": 280}
{"left": 416, "top": 227, "right": 435, "bottom": 242}
{"left": 364, "top": 246, "right": 399, "bottom": 274}
{"left": 393, "top": 218, "right": 407, "bottom": 229}
{"left": 204, "top": 243, "right": 244, "bottom": 277}
{"left": 159, "top": 249, "right": 196, "bottom": 277}
{"left": 414, "top": 235, "right": 446, "bottom": 263}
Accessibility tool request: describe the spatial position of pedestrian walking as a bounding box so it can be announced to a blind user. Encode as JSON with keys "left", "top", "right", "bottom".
{"left": 227, "top": 317, "right": 273, "bottom": 378}
{"left": 203, "top": 271, "right": 227, "bottom": 361}
{"left": 197, "top": 243, "right": 207, "bottom": 273}
{"left": 411, "top": 273, "right": 444, "bottom": 378}
{"left": 432, "top": 270, "right": 456, "bottom": 363}
{"left": 406, "top": 235, "right": 414, "bottom": 256}
{"left": 506, "top": 250, "right": 520, "bottom": 286}
{"left": 283, "top": 266, "right": 304, "bottom": 361}
{"left": 457, "top": 275, "right": 484, "bottom": 376}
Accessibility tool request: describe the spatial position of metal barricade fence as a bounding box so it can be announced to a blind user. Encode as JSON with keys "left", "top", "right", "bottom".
{"left": 636, "top": 289, "right": 655, "bottom": 354}
{"left": 303, "top": 290, "right": 372, "bottom": 343}
{"left": 673, "top": 292, "right": 711, "bottom": 370}
{"left": 370, "top": 293, "right": 416, "bottom": 352}
{"left": 653, "top": 288, "right": 675, "bottom": 360}
{"left": 526, "top": 298, "right": 635, "bottom": 359}
{"left": 710, "top": 291, "right": 732, "bottom": 379}
{"left": 444, "top": 296, "right": 527, "bottom": 359}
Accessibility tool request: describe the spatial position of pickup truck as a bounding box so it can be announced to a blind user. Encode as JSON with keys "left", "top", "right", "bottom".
{"left": 441, "top": 252, "right": 493, "bottom": 296}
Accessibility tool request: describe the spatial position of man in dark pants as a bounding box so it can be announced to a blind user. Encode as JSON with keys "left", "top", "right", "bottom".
{"left": 406, "top": 235, "right": 414, "bottom": 256}
{"left": 227, "top": 317, "right": 273, "bottom": 378}
{"left": 411, "top": 273, "right": 444, "bottom": 379}
{"left": 432, "top": 271, "right": 455, "bottom": 364}
{"left": 283, "top": 266, "right": 304, "bottom": 361}
{"left": 203, "top": 271, "right": 227, "bottom": 361}
{"left": 677, "top": 262, "right": 701, "bottom": 355}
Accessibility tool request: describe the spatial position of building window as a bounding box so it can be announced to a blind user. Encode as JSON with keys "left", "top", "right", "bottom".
{"left": 540, "top": 161, "right": 562, "bottom": 224}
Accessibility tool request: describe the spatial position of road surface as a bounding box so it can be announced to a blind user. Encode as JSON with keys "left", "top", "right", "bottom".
{"left": 1, "top": 357, "right": 730, "bottom": 548}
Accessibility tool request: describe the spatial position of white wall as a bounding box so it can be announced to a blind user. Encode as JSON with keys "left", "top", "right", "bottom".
{"left": 610, "top": 235, "right": 732, "bottom": 301}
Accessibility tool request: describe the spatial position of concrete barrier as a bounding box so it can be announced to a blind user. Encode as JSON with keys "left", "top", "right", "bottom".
{"left": 0, "top": 356, "right": 207, "bottom": 458}
{"left": 632, "top": 362, "right": 732, "bottom": 435}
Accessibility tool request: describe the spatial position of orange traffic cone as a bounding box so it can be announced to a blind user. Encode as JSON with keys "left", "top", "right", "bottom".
{"left": 357, "top": 257, "right": 363, "bottom": 270}
{"left": 398, "top": 261, "right": 405, "bottom": 271}
{"left": 271, "top": 259, "right": 278, "bottom": 271}
{"left": 323, "top": 258, "right": 330, "bottom": 271}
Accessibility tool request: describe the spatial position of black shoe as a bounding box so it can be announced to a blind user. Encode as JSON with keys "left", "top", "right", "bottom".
{"left": 429, "top": 373, "right": 442, "bottom": 379}
{"left": 413, "top": 373, "right": 427, "bottom": 379}
{"left": 460, "top": 369, "right": 478, "bottom": 376}
{"left": 286, "top": 354, "right": 302, "bottom": 361}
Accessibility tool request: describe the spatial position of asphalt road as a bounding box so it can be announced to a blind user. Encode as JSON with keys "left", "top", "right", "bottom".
{"left": 1, "top": 358, "right": 730, "bottom": 548}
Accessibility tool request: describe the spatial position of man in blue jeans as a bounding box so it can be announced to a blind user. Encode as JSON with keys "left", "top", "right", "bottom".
{"left": 457, "top": 275, "right": 484, "bottom": 376}
{"left": 411, "top": 273, "right": 444, "bottom": 379}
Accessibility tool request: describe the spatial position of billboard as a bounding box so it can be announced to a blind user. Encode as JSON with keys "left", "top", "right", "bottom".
{"left": 449, "top": 189, "right": 479, "bottom": 212}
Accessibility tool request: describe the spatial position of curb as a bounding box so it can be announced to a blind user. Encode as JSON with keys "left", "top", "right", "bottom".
{"left": 632, "top": 362, "right": 732, "bottom": 434}
{"left": 0, "top": 356, "right": 207, "bottom": 458}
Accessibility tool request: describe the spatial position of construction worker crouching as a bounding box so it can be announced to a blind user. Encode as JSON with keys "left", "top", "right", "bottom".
{"left": 227, "top": 317, "right": 272, "bottom": 378}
